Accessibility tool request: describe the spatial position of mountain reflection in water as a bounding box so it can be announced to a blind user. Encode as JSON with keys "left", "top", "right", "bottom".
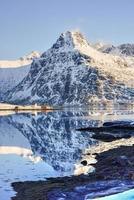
{"left": 0, "top": 107, "right": 134, "bottom": 200}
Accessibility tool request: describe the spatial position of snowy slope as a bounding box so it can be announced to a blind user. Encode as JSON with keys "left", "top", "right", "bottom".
{"left": 0, "top": 51, "right": 40, "bottom": 100}
{"left": 96, "top": 43, "right": 134, "bottom": 57}
{"left": 4, "top": 31, "right": 134, "bottom": 105}
{"left": 0, "top": 51, "right": 40, "bottom": 68}
{"left": 0, "top": 65, "right": 30, "bottom": 99}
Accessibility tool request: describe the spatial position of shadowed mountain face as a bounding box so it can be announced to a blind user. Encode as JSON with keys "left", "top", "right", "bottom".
{"left": 3, "top": 31, "right": 134, "bottom": 105}
{"left": 0, "top": 65, "right": 30, "bottom": 100}
{"left": 0, "top": 51, "right": 40, "bottom": 101}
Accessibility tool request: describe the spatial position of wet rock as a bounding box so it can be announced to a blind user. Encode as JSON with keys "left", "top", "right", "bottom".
{"left": 77, "top": 120, "right": 134, "bottom": 142}
{"left": 81, "top": 160, "right": 87, "bottom": 166}
{"left": 103, "top": 120, "right": 134, "bottom": 127}
{"left": 129, "top": 172, "right": 134, "bottom": 180}
{"left": 12, "top": 145, "right": 134, "bottom": 200}
{"left": 115, "top": 156, "right": 131, "bottom": 167}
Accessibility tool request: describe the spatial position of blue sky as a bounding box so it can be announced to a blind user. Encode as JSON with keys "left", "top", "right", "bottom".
{"left": 0, "top": 0, "right": 134, "bottom": 59}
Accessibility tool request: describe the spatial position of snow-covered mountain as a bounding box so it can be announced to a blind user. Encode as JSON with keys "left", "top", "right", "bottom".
{"left": 0, "top": 65, "right": 30, "bottom": 100}
{"left": 96, "top": 43, "right": 134, "bottom": 57}
{"left": 0, "top": 51, "right": 40, "bottom": 68}
{"left": 0, "top": 51, "right": 40, "bottom": 100}
{"left": 3, "top": 31, "right": 134, "bottom": 105}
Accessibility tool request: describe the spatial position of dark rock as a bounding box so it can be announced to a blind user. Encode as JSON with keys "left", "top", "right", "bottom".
{"left": 115, "top": 156, "right": 131, "bottom": 167}
{"left": 77, "top": 120, "right": 134, "bottom": 142}
{"left": 81, "top": 160, "right": 87, "bottom": 166}
{"left": 103, "top": 120, "right": 134, "bottom": 127}
{"left": 11, "top": 145, "right": 134, "bottom": 200}
{"left": 100, "top": 43, "right": 134, "bottom": 57}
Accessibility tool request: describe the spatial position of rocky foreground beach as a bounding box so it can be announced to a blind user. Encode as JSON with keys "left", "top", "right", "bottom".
{"left": 11, "top": 121, "right": 134, "bottom": 200}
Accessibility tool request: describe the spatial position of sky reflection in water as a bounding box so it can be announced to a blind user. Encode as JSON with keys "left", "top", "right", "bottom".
{"left": 0, "top": 106, "right": 133, "bottom": 200}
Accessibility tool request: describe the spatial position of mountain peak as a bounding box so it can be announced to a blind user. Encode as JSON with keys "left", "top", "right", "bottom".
{"left": 50, "top": 31, "right": 90, "bottom": 52}
{"left": 20, "top": 51, "right": 40, "bottom": 61}
{"left": 3, "top": 30, "right": 134, "bottom": 105}
{"left": 71, "top": 31, "right": 90, "bottom": 47}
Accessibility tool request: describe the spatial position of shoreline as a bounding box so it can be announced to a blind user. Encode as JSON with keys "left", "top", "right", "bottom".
{"left": 0, "top": 103, "right": 62, "bottom": 112}
{"left": 11, "top": 138, "right": 134, "bottom": 200}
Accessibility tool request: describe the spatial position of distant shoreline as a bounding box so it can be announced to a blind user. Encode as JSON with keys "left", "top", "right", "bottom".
{"left": 0, "top": 108, "right": 55, "bottom": 111}
{"left": 0, "top": 103, "right": 57, "bottom": 111}
{"left": 0, "top": 102, "right": 134, "bottom": 111}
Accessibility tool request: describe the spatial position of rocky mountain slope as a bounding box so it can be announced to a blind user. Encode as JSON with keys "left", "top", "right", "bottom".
{"left": 97, "top": 43, "right": 134, "bottom": 57}
{"left": 0, "top": 51, "right": 40, "bottom": 100}
{"left": 3, "top": 31, "right": 134, "bottom": 105}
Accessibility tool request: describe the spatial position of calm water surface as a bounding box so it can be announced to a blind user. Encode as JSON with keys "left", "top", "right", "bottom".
{"left": 0, "top": 105, "right": 134, "bottom": 200}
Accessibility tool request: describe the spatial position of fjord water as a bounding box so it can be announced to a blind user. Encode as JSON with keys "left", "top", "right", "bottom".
{"left": 95, "top": 189, "right": 134, "bottom": 200}
{"left": 0, "top": 105, "right": 134, "bottom": 200}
